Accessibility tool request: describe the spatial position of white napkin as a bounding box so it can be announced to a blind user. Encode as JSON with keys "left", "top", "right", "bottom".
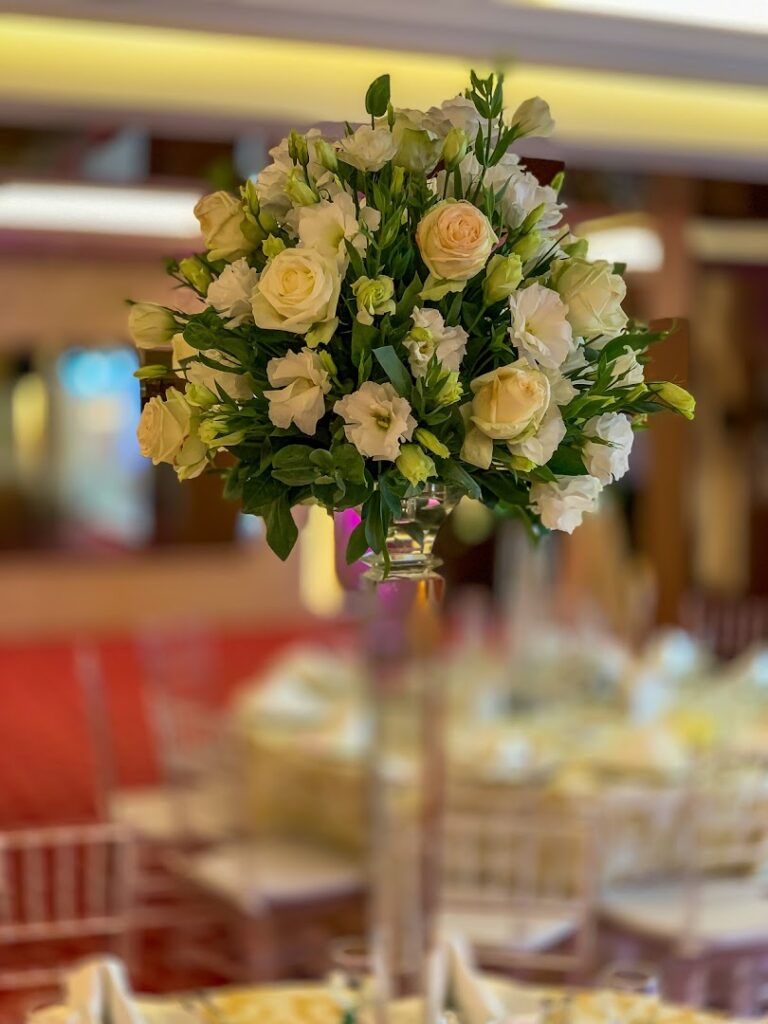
{"left": 434, "top": 936, "right": 507, "bottom": 1024}
{"left": 28, "top": 957, "right": 145, "bottom": 1024}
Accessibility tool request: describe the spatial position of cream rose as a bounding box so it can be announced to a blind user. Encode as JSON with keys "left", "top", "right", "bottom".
{"left": 172, "top": 333, "right": 251, "bottom": 402}
{"left": 550, "top": 258, "right": 628, "bottom": 340}
{"left": 460, "top": 361, "right": 550, "bottom": 470}
{"left": 194, "top": 191, "right": 255, "bottom": 262}
{"left": 137, "top": 389, "right": 209, "bottom": 480}
{"left": 416, "top": 200, "right": 497, "bottom": 282}
{"left": 206, "top": 258, "right": 259, "bottom": 328}
{"left": 251, "top": 248, "right": 340, "bottom": 335}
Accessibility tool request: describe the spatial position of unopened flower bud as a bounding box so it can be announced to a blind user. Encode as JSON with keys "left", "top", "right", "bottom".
{"left": 483, "top": 253, "right": 523, "bottom": 306}
{"left": 178, "top": 257, "right": 212, "bottom": 296}
{"left": 650, "top": 381, "right": 695, "bottom": 420}
{"left": 288, "top": 130, "right": 309, "bottom": 166}
{"left": 313, "top": 139, "right": 338, "bottom": 173}
{"left": 186, "top": 383, "right": 217, "bottom": 408}
{"left": 396, "top": 444, "right": 436, "bottom": 487}
{"left": 435, "top": 372, "right": 463, "bottom": 407}
{"left": 519, "top": 202, "right": 546, "bottom": 233}
{"left": 391, "top": 165, "right": 406, "bottom": 196}
{"left": 284, "top": 168, "right": 318, "bottom": 207}
{"left": 511, "top": 231, "right": 542, "bottom": 263}
{"left": 262, "top": 234, "right": 286, "bottom": 260}
{"left": 442, "top": 127, "right": 469, "bottom": 171}
{"left": 414, "top": 428, "right": 450, "bottom": 459}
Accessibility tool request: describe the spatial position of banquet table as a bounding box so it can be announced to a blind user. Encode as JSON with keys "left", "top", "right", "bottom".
{"left": 121, "top": 979, "right": 737, "bottom": 1024}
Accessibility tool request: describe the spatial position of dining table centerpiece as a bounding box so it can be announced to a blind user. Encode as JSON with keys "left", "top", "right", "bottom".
{"left": 129, "top": 69, "right": 694, "bottom": 1018}
{"left": 130, "top": 70, "right": 693, "bottom": 576}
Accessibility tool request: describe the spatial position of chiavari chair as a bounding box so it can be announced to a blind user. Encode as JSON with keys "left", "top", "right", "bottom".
{"left": 0, "top": 823, "right": 136, "bottom": 991}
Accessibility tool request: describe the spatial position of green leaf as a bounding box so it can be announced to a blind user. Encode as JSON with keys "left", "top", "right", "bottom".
{"left": 395, "top": 273, "right": 423, "bottom": 321}
{"left": 241, "top": 473, "right": 285, "bottom": 514}
{"left": 547, "top": 446, "right": 588, "bottom": 476}
{"left": 271, "top": 445, "right": 318, "bottom": 486}
{"left": 346, "top": 521, "right": 369, "bottom": 565}
{"left": 374, "top": 346, "right": 412, "bottom": 397}
{"left": 351, "top": 319, "right": 378, "bottom": 372}
{"left": 440, "top": 459, "right": 481, "bottom": 500}
{"left": 263, "top": 497, "right": 299, "bottom": 560}
{"left": 344, "top": 238, "right": 366, "bottom": 281}
{"left": 378, "top": 473, "right": 404, "bottom": 518}
{"left": 365, "top": 74, "right": 391, "bottom": 118}
{"left": 332, "top": 443, "right": 366, "bottom": 485}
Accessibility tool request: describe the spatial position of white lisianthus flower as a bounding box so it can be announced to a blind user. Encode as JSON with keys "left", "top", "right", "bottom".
{"left": 254, "top": 129, "right": 324, "bottom": 220}
{"left": 264, "top": 348, "right": 331, "bottom": 436}
{"left": 251, "top": 248, "right": 340, "bottom": 335}
{"left": 530, "top": 475, "right": 603, "bottom": 533}
{"left": 128, "top": 302, "right": 178, "bottom": 350}
{"left": 461, "top": 361, "right": 550, "bottom": 470}
{"left": 507, "top": 402, "right": 566, "bottom": 467}
{"left": 609, "top": 346, "right": 645, "bottom": 389}
{"left": 416, "top": 200, "right": 497, "bottom": 283}
{"left": 542, "top": 366, "right": 578, "bottom": 406}
{"left": 337, "top": 125, "right": 398, "bottom": 172}
{"left": 511, "top": 97, "right": 555, "bottom": 138}
{"left": 171, "top": 334, "right": 252, "bottom": 402}
{"left": 334, "top": 381, "right": 416, "bottom": 462}
{"left": 509, "top": 283, "right": 573, "bottom": 370}
{"left": 296, "top": 192, "right": 379, "bottom": 268}
{"left": 489, "top": 162, "right": 563, "bottom": 231}
{"left": 193, "top": 191, "right": 255, "bottom": 262}
{"left": 583, "top": 412, "right": 634, "bottom": 484}
{"left": 206, "top": 258, "right": 259, "bottom": 328}
{"left": 430, "top": 95, "right": 483, "bottom": 139}
{"left": 137, "top": 389, "right": 209, "bottom": 480}
{"left": 550, "top": 258, "right": 628, "bottom": 340}
{"left": 390, "top": 109, "right": 443, "bottom": 175}
{"left": 404, "top": 307, "right": 468, "bottom": 378}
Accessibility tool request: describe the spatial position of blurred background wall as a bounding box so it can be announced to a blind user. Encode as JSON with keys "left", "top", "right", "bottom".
{"left": 0, "top": 0, "right": 766, "bottom": 639}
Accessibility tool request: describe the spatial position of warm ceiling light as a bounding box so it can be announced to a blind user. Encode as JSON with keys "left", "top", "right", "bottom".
{"left": 0, "top": 182, "right": 202, "bottom": 237}
{"left": 531, "top": 0, "right": 767, "bottom": 33}
{"left": 576, "top": 216, "right": 664, "bottom": 273}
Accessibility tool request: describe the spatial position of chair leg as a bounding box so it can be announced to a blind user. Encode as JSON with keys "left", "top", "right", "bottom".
{"left": 732, "top": 957, "right": 757, "bottom": 1018}
{"left": 236, "top": 910, "right": 280, "bottom": 982}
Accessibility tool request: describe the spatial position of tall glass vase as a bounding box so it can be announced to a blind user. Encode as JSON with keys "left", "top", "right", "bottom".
{"left": 360, "top": 483, "right": 460, "bottom": 1024}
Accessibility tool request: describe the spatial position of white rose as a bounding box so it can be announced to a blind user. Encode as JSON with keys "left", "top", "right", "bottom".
{"left": 550, "top": 258, "right": 628, "bottom": 340}
{"left": 583, "top": 412, "right": 634, "bottom": 484}
{"left": 509, "top": 283, "right": 573, "bottom": 370}
{"left": 511, "top": 96, "right": 555, "bottom": 138}
{"left": 193, "top": 191, "right": 254, "bottom": 262}
{"left": 404, "top": 307, "right": 468, "bottom": 378}
{"left": 334, "top": 381, "right": 416, "bottom": 462}
{"left": 508, "top": 402, "right": 566, "bottom": 467}
{"left": 128, "top": 302, "right": 177, "bottom": 349}
{"left": 251, "top": 248, "right": 340, "bottom": 335}
{"left": 460, "top": 361, "right": 550, "bottom": 470}
{"left": 171, "top": 334, "right": 251, "bottom": 402}
{"left": 416, "top": 200, "right": 497, "bottom": 282}
{"left": 265, "top": 348, "right": 331, "bottom": 436}
{"left": 254, "top": 129, "right": 325, "bottom": 221}
{"left": 136, "top": 389, "right": 209, "bottom": 480}
{"left": 296, "top": 192, "right": 379, "bottom": 268}
{"left": 206, "top": 258, "right": 259, "bottom": 328}
{"left": 337, "top": 126, "right": 398, "bottom": 172}
{"left": 530, "top": 475, "right": 603, "bottom": 533}
{"left": 609, "top": 346, "right": 645, "bottom": 389}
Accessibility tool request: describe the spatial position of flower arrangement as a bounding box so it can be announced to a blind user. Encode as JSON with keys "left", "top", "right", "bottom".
{"left": 131, "top": 71, "right": 694, "bottom": 566}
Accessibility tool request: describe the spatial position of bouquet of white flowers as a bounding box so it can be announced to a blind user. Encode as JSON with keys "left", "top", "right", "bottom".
{"left": 131, "top": 71, "right": 693, "bottom": 567}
